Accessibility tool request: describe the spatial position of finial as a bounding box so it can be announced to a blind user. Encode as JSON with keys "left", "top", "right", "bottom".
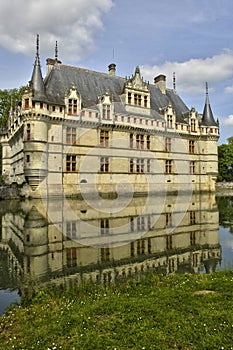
{"left": 36, "top": 34, "right": 39, "bottom": 58}
{"left": 206, "top": 82, "right": 208, "bottom": 95}
{"left": 55, "top": 41, "right": 58, "bottom": 61}
{"left": 173, "top": 72, "right": 176, "bottom": 90}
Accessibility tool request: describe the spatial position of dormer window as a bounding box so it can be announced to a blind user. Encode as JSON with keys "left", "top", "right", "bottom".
{"left": 191, "top": 119, "right": 196, "bottom": 132}
{"left": 103, "top": 104, "right": 110, "bottom": 119}
{"left": 65, "top": 84, "right": 81, "bottom": 116}
{"left": 68, "top": 99, "right": 77, "bottom": 115}
{"left": 24, "top": 99, "right": 29, "bottom": 109}
{"left": 167, "top": 115, "right": 173, "bottom": 128}
{"left": 124, "top": 67, "right": 150, "bottom": 112}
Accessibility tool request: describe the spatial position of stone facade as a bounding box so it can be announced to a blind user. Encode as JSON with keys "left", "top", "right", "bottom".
{"left": 1, "top": 37, "right": 219, "bottom": 198}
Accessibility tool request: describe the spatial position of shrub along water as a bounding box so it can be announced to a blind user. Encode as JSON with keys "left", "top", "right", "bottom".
{"left": 0, "top": 271, "right": 233, "bottom": 349}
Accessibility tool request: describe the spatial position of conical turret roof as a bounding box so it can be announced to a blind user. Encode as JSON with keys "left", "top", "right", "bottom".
{"left": 30, "top": 35, "right": 46, "bottom": 99}
{"left": 201, "top": 82, "right": 218, "bottom": 126}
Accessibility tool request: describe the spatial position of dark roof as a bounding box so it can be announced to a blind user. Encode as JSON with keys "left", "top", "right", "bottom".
{"left": 201, "top": 90, "right": 218, "bottom": 126}
{"left": 40, "top": 63, "right": 190, "bottom": 121}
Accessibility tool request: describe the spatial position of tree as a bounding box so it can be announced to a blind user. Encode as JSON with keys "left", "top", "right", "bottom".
{"left": 217, "top": 139, "right": 233, "bottom": 182}
{"left": 0, "top": 87, "right": 24, "bottom": 128}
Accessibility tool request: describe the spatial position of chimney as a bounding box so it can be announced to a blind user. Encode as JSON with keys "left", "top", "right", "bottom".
{"left": 154, "top": 74, "right": 166, "bottom": 94}
{"left": 108, "top": 63, "right": 116, "bottom": 76}
{"left": 46, "top": 58, "right": 61, "bottom": 75}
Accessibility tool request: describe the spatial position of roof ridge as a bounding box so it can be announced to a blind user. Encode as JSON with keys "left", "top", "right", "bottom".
{"left": 59, "top": 63, "right": 125, "bottom": 80}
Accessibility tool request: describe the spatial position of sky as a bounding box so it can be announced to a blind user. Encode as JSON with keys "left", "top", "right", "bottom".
{"left": 0, "top": 0, "right": 233, "bottom": 144}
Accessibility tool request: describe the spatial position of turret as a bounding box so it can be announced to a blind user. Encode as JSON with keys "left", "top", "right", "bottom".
{"left": 201, "top": 82, "right": 218, "bottom": 126}
{"left": 30, "top": 34, "right": 46, "bottom": 99}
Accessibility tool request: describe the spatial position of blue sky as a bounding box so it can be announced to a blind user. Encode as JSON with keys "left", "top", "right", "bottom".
{"left": 0, "top": 0, "right": 233, "bottom": 144}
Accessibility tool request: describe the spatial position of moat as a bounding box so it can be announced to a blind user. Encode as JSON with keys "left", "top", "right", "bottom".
{"left": 0, "top": 193, "right": 232, "bottom": 315}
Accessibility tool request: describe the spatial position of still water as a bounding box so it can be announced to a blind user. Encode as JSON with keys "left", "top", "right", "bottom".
{"left": 0, "top": 193, "right": 232, "bottom": 315}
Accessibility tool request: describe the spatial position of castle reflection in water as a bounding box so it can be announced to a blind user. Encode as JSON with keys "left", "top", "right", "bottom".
{"left": 0, "top": 192, "right": 221, "bottom": 297}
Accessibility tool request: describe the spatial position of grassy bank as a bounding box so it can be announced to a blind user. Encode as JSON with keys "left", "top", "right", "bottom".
{"left": 0, "top": 271, "right": 233, "bottom": 350}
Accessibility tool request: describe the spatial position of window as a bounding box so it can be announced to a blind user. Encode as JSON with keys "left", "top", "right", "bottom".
{"left": 40, "top": 102, "right": 43, "bottom": 109}
{"left": 32, "top": 101, "right": 35, "bottom": 109}
{"left": 66, "top": 155, "right": 76, "bottom": 172}
{"left": 128, "top": 92, "right": 132, "bottom": 104}
{"left": 146, "top": 135, "right": 150, "bottom": 150}
{"left": 103, "top": 104, "right": 110, "bottom": 119}
{"left": 130, "top": 242, "right": 134, "bottom": 257}
{"left": 147, "top": 159, "right": 151, "bottom": 173}
{"left": 190, "top": 161, "right": 195, "bottom": 174}
{"left": 190, "top": 211, "right": 196, "bottom": 224}
{"left": 60, "top": 106, "right": 63, "bottom": 113}
{"left": 189, "top": 140, "right": 195, "bottom": 154}
{"left": 136, "top": 159, "right": 144, "bottom": 173}
{"left": 130, "top": 133, "right": 134, "bottom": 148}
{"left": 130, "top": 158, "right": 134, "bottom": 173}
{"left": 24, "top": 99, "right": 29, "bottom": 109}
{"left": 167, "top": 115, "right": 173, "bottom": 128}
{"left": 165, "top": 160, "right": 172, "bottom": 174}
{"left": 136, "top": 134, "right": 144, "bottom": 149}
{"left": 165, "top": 137, "right": 171, "bottom": 152}
{"left": 148, "top": 238, "right": 151, "bottom": 254}
{"left": 66, "top": 248, "right": 77, "bottom": 267}
{"left": 66, "top": 127, "right": 76, "bottom": 144}
{"left": 100, "top": 219, "right": 109, "bottom": 235}
{"left": 67, "top": 222, "right": 77, "bottom": 240}
{"left": 100, "top": 130, "right": 109, "bottom": 147}
{"left": 144, "top": 96, "right": 148, "bottom": 108}
{"left": 100, "top": 157, "right": 109, "bottom": 172}
{"left": 190, "top": 231, "right": 196, "bottom": 245}
{"left": 136, "top": 239, "right": 145, "bottom": 255}
{"left": 26, "top": 123, "right": 31, "bottom": 141}
{"left": 130, "top": 217, "right": 134, "bottom": 232}
{"left": 68, "top": 99, "right": 77, "bottom": 115}
{"left": 166, "top": 213, "right": 172, "bottom": 227}
{"left": 101, "top": 248, "right": 110, "bottom": 262}
{"left": 52, "top": 106, "right": 56, "bottom": 112}
{"left": 191, "top": 119, "right": 196, "bottom": 132}
{"left": 166, "top": 235, "right": 173, "bottom": 250}
{"left": 26, "top": 154, "right": 30, "bottom": 163}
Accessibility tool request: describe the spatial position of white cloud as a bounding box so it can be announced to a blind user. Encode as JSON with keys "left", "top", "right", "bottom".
{"left": 225, "top": 85, "right": 233, "bottom": 94}
{"left": 0, "top": 0, "right": 113, "bottom": 60}
{"left": 221, "top": 115, "right": 233, "bottom": 125}
{"left": 141, "top": 52, "right": 233, "bottom": 94}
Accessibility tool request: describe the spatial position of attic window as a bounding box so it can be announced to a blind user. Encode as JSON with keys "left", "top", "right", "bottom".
{"left": 191, "top": 119, "right": 196, "bottom": 132}
{"left": 103, "top": 104, "right": 110, "bottom": 119}
{"left": 167, "top": 115, "right": 173, "bottom": 128}
{"left": 68, "top": 99, "right": 78, "bottom": 115}
{"left": 24, "top": 99, "right": 29, "bottom": 109}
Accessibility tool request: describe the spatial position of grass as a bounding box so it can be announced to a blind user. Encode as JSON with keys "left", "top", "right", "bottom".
{"left": 0, "top": 271, "right": 233, "bottom": 349}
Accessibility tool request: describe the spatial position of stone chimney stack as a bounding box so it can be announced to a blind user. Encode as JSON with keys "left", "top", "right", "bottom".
{"left": 108, "top": 63, "right": 116, "bottom": 76}
{"left": 154, "top": 74, "right": 166, "bottom": 94}
{"left": 46, "top": 58, "right": 62, "bottom": 75}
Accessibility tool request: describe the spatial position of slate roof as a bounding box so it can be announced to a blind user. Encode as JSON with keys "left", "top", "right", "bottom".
{"left": 29, "top": 59, "right": 220, "bottom": 128}
{"left": 41, "top": 63, "right": 191, "bottom": 123}
{"left": 201, "top": 90, "right": 218, "bottom": 126}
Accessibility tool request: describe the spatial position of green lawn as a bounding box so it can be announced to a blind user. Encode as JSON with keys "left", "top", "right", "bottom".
{"left": 0, "top": 271, "right": 233, "bottom": 349}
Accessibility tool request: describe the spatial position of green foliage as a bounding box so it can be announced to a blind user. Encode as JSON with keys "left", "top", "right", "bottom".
{"left": 217, "top": 196, "right": 233, "bottom": 232}
{"left": 0, "top": 87, "right": 25, "bottom": 128}
{"left": 218, "top": 140, "right": 233, "bottom": 182}
{"left": 0, "top": 271, "right": 233, "bottom": 349}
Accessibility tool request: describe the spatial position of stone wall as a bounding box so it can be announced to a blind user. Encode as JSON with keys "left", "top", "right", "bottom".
{"left": 0, "top": 184, "right": 20, "bottom": 200}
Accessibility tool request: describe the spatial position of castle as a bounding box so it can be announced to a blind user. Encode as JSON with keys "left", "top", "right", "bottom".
{"left": 1, "top": 36, "right": 219, "bottom": 198}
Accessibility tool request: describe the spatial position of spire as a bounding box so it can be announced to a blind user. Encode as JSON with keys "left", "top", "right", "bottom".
{"left": 201, "top": 82, "right": 218, "bottom": 126}
{"left": 30, "top": 34, "right": 45, "bottom": 97}
{"left": 55, "top": 40, "right": 58, "bottom": 61}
